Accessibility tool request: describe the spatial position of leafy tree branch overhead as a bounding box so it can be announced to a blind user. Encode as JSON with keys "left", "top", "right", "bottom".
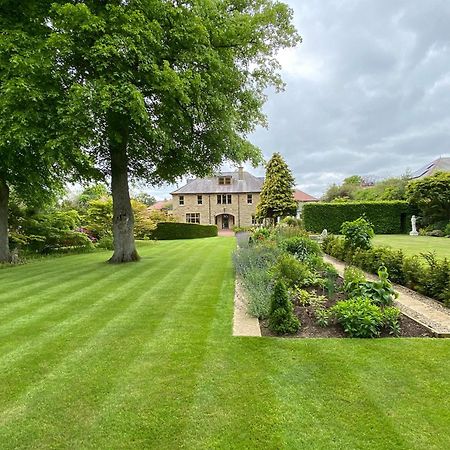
{"left": 43, "top": 0, "right": 300, "bottom": 262}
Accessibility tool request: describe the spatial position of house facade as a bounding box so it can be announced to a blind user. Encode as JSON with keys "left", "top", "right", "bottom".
{"left": 171, "top": 168, "right": 263, "bottom": 229}
{"left": 171, "top": 168, "right": 319, "bottom": 229}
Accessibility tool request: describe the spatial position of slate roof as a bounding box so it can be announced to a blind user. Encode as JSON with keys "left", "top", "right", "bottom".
{"left": 411, "top": 157, "right": 450, "bottom": 179}
{"left": 171, "top": 171, "right": 264, "bottom": 194}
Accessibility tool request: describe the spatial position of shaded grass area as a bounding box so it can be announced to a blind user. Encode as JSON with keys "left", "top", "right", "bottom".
{"left": 373, "top": 234, "right": 450, "bottom": 259}
{"left": 0, "top": 238, "right": 449, "bottom": 449}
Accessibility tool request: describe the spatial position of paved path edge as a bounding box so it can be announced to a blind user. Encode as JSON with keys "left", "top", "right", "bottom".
{"left": 324, "top": 255, "right": 450, "bottom": 338}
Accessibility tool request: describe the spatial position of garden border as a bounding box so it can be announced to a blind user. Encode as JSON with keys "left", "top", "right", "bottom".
{"left": 324, "top": 255, "right": 450, "bottom": 338}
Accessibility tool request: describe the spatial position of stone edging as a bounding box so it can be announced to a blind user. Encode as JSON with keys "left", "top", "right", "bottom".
{"left": 232, "top": 278, "right": 261, "bottom": 337}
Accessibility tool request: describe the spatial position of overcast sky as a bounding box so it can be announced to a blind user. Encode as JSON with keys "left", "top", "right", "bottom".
{"left": 145, "top": 0, "right": 450, "bottom": 200}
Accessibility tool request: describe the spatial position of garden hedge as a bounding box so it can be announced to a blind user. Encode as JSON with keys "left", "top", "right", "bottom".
{"left": 152, "top": 222, "right": 218, "bottom": 240}
{"left": 303, "top": 201, "right": 413, "bottom": 234}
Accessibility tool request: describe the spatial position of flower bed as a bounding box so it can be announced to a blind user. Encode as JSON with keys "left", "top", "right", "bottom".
{"left": 233, "top": 225, "right": 433, "bottom": 338}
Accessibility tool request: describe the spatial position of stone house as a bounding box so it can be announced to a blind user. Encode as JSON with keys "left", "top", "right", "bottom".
{"left": 171, "top": 168, "right": 319, "bottom": 229}
{"left": 171, "top": 168, "right": 263, "bottom": 229}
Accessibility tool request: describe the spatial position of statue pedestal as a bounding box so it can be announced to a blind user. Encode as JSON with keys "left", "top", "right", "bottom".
{"left": 410, "top": 231, "right": 419, "bottom": 236}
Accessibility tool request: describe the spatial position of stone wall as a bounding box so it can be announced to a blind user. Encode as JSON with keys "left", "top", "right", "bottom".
{"left": 172, "top": 193, "right": 260, "bottom": 228}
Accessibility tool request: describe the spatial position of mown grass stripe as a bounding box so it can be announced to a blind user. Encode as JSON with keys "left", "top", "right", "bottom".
{"left": 0, "top": 241, "right": 210, "bottom": 426}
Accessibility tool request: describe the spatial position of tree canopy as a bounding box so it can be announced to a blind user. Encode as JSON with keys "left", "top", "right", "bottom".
{"left": 41, "top": 0, "right": 299, "bottom": 262}
{"left": 407, "top": 172, "right": 450, "bottom": 227}
{"left": 256, "top": 152, "right": 298, "bottom": 221}
{"left": 0, "top": 1, "right": 95, "bottom": 262}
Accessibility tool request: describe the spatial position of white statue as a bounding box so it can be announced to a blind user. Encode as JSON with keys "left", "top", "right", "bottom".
{"left": 410, "top": 215, "right": 418, "bottom": 236}
{"left": 319, "top": 229, "right": 328, "bottom": 242}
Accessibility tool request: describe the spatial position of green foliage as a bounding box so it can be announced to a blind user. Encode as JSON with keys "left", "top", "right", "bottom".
{"left": 324, "top": 235, "right": 450, "bottom": 306}
{"left": 341, "top": 217, "right": 374, "bottom": 250}
{"left": 303, "top": 201, "right": 412, "bottom": 234}
{"left": 268, "top": 280, "right": 300, "bottom": 335}
{"left": 350, "top": 266, "right": 398, "bottom": 307}
{"left": 241, "top": 270, "right": 274, "bottom": 319}
{"left": 233, "top": 242, "right": 284, "bottom": 319}
{"left": 281, "top": 216, "right": 303, "bottom": 227}
{"left": 445, "top": 223, "right": 450, "bottom": 236}
{"left": 97, "top": 236, "right": 114, "bottom": 251}
{"left": 84, "top": 198, "right": 113, "bottom": 239}
{"left": 77, "top": 184, "right": 109, "bottom": 208}
{"left": 133, "top": 193, "right": 157, "bottom": 207}
{"left": 250, "top": 227, "right": 274, "bottom": 243}
{"left": 343, "top": 266, "right": 367, "bottom": 294}
{"left": 323, "top": 176, "right": 409, "bottom": 202}
{"left": 332, "top": 298, "right": 384, "bottom": 338}
{"left": 315, "top": 308, "right": 331, "bottom": 327}
{"left": 382, "top": 306, "right": 401, "bottom": 336}
{"left": 420, "top": 253, "right": 450, "bottom": 306}
{"left": 271, "top": 254, "right": 313, "bottom": 288}
{"left": 152, "top": 223, "right": 218, "bottom": 240}
{"left": 407, "top": 172, "right": 450, "bottom": 226}
{"left": 256, "top": 153, "right": 298, "bottom": 221}
{"left": 279, "top": 236, "right": 322, "bottom": 261}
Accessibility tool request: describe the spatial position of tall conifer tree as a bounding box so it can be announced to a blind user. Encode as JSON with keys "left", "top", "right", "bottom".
{"left": 256, "top": 153, "right": 298, "bottom": 222}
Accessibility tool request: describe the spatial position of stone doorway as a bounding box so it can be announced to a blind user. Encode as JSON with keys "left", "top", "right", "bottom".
{"left": 215, "top": 214, "right": 235, "bottom": 230}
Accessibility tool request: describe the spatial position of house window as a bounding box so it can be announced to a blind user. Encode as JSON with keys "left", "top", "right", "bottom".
{"left": 179, "top": 195, "right": 184, "bottom": 206}
{"left": 186, "top": 213, "right": 200, "bottom": 224}
{"left": 251, "top": 215, "right": 258, "bottom": 225}
{"left": 218, "top": 176, "right": 231, "bottom": 185}
{"left": 197, "top": 195, "right": 203, "bottom": 205}
{"left": 247, "top": 194, "right": 253, "bottom": 204}
{"left": 217, "top": 194, "right": 232, "bottom": 204}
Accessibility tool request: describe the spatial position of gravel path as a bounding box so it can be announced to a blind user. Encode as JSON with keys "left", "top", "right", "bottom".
{"left": 324, "top": 255, "right": 450, "bottom": 337}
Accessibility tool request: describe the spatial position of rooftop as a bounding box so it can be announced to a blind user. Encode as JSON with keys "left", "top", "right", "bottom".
{"left": 411, "top": 157, "right": 450, "bottom": 179}
{"left": 171, "top": 170, "right": 264, "bottom": 194}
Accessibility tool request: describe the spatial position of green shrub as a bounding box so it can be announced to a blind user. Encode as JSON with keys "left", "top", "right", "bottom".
{"left": 250, "top": 227, "right": 274, "bottom": 243}
{"left": 152, "top": 222, "right": 217, "bottom": 240}
{"left": 383, "top": 306, "right": 401, "bottom": 336}
{"left": 343, "top": 266, "right": 366, "bottom": 295}
{"left": 241, "top": 269, "right": 274, "bottom": 319}
{"left": 303, "top": 201, "right": 412, "bottom": 234}
{"left": 97, "top": 236, "right": 114, "bottom": 250}
{"left": 275, "top": 225, "right": 306, "bottom": 240}
{"left": 233, "top": 242, "right": 283, "bottom": 277}
{"left": 421, "top": 253, "right": 450, "bottom": 304}
{"left": 268, "top": 280, "right": 300, "bottom": 334}
{"left": 315, "top": 308, "right": 330, "bottom": 327}
{"left": 332, "top": 298, "right": 384, "bottom": 338}
{"left": 341, "top": 217, "right": 374, "bottom": 251}
{"left": 402, "top": 255, "right": 424, "bottom": 291}
{"left": 444, "top": 222, "right": 450, "bottom": 236}
{"left": 271, "top": 254, "right": 313, "bottom": 288}
{"left": 279, "top": 235, "right": 322, "bottom": 261}
{"left": 347, "top": 266, "right": 398, "bottom": 306}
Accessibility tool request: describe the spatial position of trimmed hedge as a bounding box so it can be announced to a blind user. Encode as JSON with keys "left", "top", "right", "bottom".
{"left": 152, "top": 222, "right": 218, "bottom": 240}
{"left": 303, "top": 201, "right": 413, "bottom": 234}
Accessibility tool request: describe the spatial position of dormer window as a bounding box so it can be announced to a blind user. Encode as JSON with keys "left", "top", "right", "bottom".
{"left": 218, "top": 176, "right": 231, "bottom": 185}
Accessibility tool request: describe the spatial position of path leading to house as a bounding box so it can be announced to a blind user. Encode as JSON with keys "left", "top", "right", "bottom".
{"left": 324, "top": 255, "right": 450, "bottom": 337}
{"left": 218, "top": 229, "right": 235, "bottom": 237}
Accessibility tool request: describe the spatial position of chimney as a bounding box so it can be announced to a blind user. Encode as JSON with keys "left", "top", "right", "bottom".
{"left": 238, "top": 166, "right": 244, "bottom": 180}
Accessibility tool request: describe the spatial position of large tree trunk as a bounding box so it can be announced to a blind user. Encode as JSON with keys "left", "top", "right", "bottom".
{"left": 0, "top": 180, "right": 10, "bottom": 263}
{"left": 108, "top": 115, "right": 140, "bottom": 264}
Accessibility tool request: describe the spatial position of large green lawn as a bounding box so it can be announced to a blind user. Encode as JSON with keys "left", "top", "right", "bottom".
{"left": 0, "top": 238, "right": 449, "bottom": 449}
{"left": 373, "top": 234, "right": 450, "bottom": 259}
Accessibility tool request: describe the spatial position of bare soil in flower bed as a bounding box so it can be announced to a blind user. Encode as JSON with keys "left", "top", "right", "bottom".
{"left": 260, "top": 278, "right": 434, "bottom": 339}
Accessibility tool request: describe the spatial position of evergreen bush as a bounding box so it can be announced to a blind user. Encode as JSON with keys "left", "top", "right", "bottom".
{"left": 268, "top": 280, "right": 300, "bottom": 334}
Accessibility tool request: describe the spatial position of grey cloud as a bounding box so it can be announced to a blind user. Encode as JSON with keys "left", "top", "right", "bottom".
{"left": 149, "top": 0, "right": 450, "bottom": 199}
